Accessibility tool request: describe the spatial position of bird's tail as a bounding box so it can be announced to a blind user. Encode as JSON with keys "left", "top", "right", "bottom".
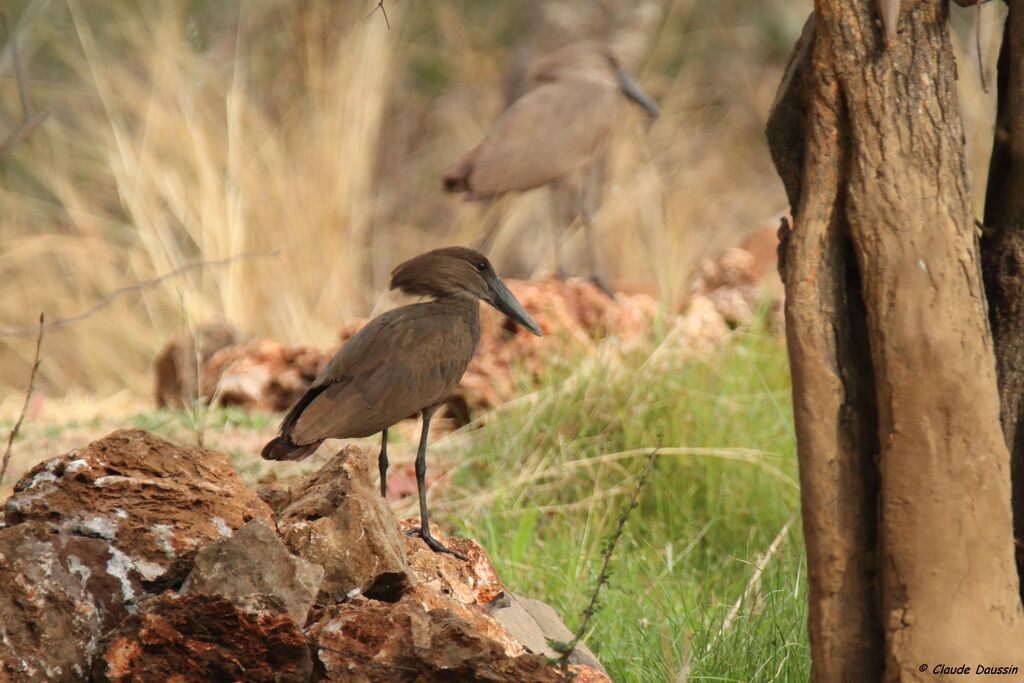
{"left": 261, "top": 435, "right": 322, "bottom": 461}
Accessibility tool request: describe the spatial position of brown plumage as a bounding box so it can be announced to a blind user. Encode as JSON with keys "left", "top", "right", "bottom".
{"left": 262, "top": 247, "right": 541, "bottom": 558}
{"left": 444, "top": 41, "right": 659, "bottom": 295}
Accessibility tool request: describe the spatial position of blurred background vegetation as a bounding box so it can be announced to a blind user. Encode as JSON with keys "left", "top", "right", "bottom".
{"left": 0, "top": 1, "right": 1004, "bottom": 680}
{"left": 0, "top": 0, "right": 814, "bottom": 405}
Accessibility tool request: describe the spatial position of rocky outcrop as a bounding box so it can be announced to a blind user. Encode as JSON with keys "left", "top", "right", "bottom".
{"left": 398, "top": 518, "right": 506, "bottom": 606}
{"left": 181, "top": 519, "right": 324, "bottom": 625}
{"left": 1, "top": 431, "right": 609, "bottom": 682}
{"left": 3, "top": 428, "right": 274, "bottom": 588}
{"left": 486, "top": 591, "right": 604, "bottom": 671}
{"left": 277, "top": 446, "right": 413, "bottom": 603}
{"left": 153, "top": 322, "right": 245, "bottom": 408}
{"left": 0, "top": 522, "right": 143, "bottom": 682}
{"left": 200, "top": 339, "right": 326, "bottom": 412}
{"left": 308, "top": 586, "right": 564, "bottom": 683}
{"left": 91, "top": 592, "right": 311, "bottom": 683}
{"left": 693, "top": 220, "right": 784, "bottom": 329}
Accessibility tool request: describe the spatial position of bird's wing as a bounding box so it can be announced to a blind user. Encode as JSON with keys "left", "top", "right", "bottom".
{"left": 286, "top": 305, "right": 476, "bottom": 444}
{"left": 466, "top": 80, "right": 621, "bottom": 196}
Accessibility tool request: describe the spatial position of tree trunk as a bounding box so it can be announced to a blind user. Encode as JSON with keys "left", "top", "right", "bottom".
{"left": 983, "top": 0, "right": 1024, "bottom": 601}
{"left": 768, "top": 1, "right": 1024, "bottom": 680}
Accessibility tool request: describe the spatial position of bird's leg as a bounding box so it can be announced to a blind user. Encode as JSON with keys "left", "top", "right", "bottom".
{"left": 405, "top": 405, "right": 467, "bottom": 560}
{"left": 550, "top": 180, "right": 575, "bottom": 280}
{"left": 579, "top": 190, "right": 615, "bottom": 299}
{"left": 552, "top": 218, "right": 569, "bottom": 280}
{"left": 377, "top": 428, "right": 388, "bottom": 498}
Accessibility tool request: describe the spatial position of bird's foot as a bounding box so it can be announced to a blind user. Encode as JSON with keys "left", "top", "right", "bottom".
{"left": 405, "top": 526, "right": 468, "bottom": 561}
{"left": 589, "top": 275, "right": 617, "bottom": 299}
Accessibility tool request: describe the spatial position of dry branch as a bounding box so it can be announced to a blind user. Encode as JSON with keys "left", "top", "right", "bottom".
{"left": 364, "top": 1, "right": 390, "bottom": 29}
{"left": 0, "top": 313, "right": 44, "bottom": 486}
{"left": 0, "top": 250, "right": 279, "bottom": 337}
{"left": 557, "top": 449, "right": 657, "bottom": 676}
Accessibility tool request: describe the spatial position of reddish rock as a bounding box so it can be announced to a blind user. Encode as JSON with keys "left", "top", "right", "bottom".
{"left": 91, "top": 592, "right": 311, "bottom": 683}
{"left": 3, "top": 429, "right": 273, "bottom": 588}
{"left": 398, "top": 518, "right": 506, "bottom": 606}
{"left": 692, "top": 217, "right": 785, "bottom": 329}
{"left": 450, "top": 277, "right": 660, "bottom": 418}
{"left": 276, "top": 447, "right": 412, "bottom": 603}
{"left": 201, "top": 339, "right": 327, "bottom": 412}
{"left": 739, "top": 221, "right": 783, "bottom": 285}
{"left": 255, "top": 473, "right": 304, "bottom": 516}
{"left": 181, "top": 519, "right": 324, "bottom": 625}
{"left": 0, "top": 522, "right": 145, "bottom": 682}
{"left": 153, "top": 322, "right": 245, "bottom": 408}
{"left": 308, "top": 587, "right": 565, "bottom": 683}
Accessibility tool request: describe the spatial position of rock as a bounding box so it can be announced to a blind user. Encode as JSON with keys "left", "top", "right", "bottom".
{"left": 450, "top": 277, "right": 660, "bottom": 418}
{"left": 398, "top": 518, "right": 506, "bottom": 606}
{"left": 277, "top": 446, "right": 412, "bottom": 603}
{"left": 153, "top": 322, "right": 245, "bottom": 408}
{"left": 3, "top": 429, "right": 273, "bottom": 588}
{"left": 692, "top": 217, "right": 785, "bottom": 330}
{"left": 674, "top": 295, "right": 730, "bottom": 352}
{"left": 254, "top": 473, "right": 304, "bottom": 516}
{"left": 308, "top": 586, "right": 566, "bottom": 683}
{"left": 0, "top": 522, "right": 144, "bottom": 682}
{"left": 485, "top": 591, "right": 605, "bottom": 673}
{"left": 181, "top": 519, "right": 324, "bottom": 625}
{"left": 201, "top": 339, "right": 327, "bottom": 412}
{"left": 91, "top": 592, "right": 311, "bottom": 683}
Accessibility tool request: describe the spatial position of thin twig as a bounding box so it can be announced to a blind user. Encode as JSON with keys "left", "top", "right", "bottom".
{"left": 0, "top": 250, "right": 279, "bottom": 337}
{"left": 557, "top": 448, "right": 658, "bottom": 676}
{"left": 0, "top": 313, "right": 44, "bottom": 486}
{"left": 363, "top": 1, "right": 390, "bottom": 29}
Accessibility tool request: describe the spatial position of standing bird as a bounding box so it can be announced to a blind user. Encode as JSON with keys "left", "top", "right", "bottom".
{"left": 443, "top": 41, "right": 660, "bottom": 297}
{"left": 262, "top": 247, "right": 541, "bottom": 559}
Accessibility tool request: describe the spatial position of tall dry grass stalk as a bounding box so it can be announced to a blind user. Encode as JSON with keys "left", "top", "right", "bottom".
{"left": 1, "top": 2, "right": 392, "bottom": 403}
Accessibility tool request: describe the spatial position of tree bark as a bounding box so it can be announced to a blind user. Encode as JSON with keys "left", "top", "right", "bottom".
{"left": 767, "top": 14, "right": 884, "bottom": 681}
{"left": 983, "top": 0, "right": 1024, "bottom": 601}
{"left": 769, "top": 1, "right": 1024, "bottom": 680}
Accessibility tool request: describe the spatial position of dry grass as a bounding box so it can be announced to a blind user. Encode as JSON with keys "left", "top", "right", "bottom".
{"left": 0, "top": 0, "right": 810, "bottom": 409}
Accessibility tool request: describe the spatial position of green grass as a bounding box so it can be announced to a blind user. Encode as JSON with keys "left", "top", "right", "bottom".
{"left": 446, "top": 323, "right": 807, "bottom": 681}
{"left": 6, "top": 321, "right": 806, "bottom": 680}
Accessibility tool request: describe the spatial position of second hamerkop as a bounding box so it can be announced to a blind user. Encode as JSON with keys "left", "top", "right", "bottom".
{"left": 262, "top": 246, "right": 542, "bottom": 559}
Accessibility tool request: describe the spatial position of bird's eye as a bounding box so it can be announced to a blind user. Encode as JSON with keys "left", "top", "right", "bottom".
{"left": 475, "top": 261, "right": 487, "bottom": 271}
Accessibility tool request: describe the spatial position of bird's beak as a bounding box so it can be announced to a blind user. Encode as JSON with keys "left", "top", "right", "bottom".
{"left": 487, "top": 276, "right": 542, "bottom": 336}
{"left": 617, "top": 69, "right": 660, "bottom": 119}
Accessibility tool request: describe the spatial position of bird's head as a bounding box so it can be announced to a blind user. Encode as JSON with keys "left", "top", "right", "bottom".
{"left": 389, "top": 247, "right": 542, "bottom": 336}
{"left": 528, "top": 41, "right": 660, "bottom": 119}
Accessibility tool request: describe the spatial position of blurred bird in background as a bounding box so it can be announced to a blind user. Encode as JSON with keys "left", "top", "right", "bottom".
{"left": 444, "top": 41, "right": 660, "bottom": 297}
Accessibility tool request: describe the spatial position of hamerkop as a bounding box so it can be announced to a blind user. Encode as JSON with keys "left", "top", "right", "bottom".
{"left": 444, "top": 41, "right": 659, "bottom": 296}
{"left": 262, "top": 247, "right": 541, "bottom": 559}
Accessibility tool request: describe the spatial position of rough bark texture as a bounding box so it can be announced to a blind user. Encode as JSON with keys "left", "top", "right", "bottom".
{"left": 769, "top": 1, "right": 1024, "bottom": 680}
{"left": 766, "top": 13, "right": 883, "bottom": 681}
{"left": 983, "top": 0, "right": 1024, "bottom": 600}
